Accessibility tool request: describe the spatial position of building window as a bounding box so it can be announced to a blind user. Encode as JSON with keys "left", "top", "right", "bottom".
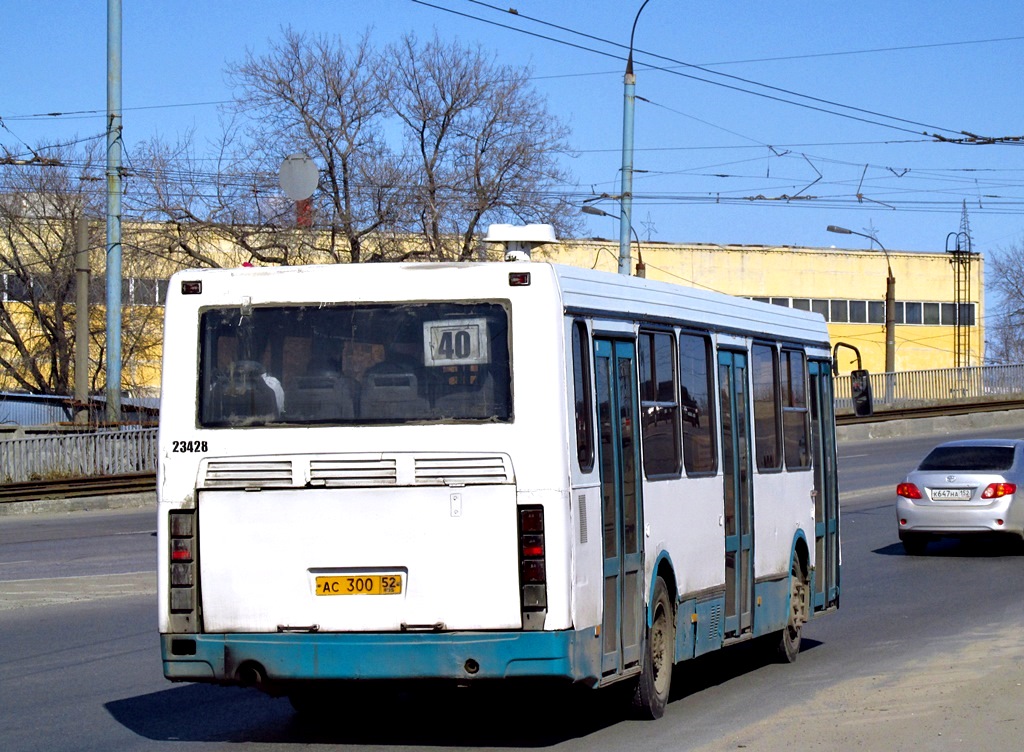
{"left": 6, "top": 275, "right": 32, "bottom": 302}
{"left": 959, "top": 303, "right": 976, "bottom": 326}
{"left": 133, "top": 278, "right": 160, "bottom": 306}
{"left": 745, "top": 296, "right": 973, "bottom": 327}
{"left": 941, "top": 303, "right": 957, "bottom": 326}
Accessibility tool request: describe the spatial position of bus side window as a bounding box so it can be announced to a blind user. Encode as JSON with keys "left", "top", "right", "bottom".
{"left": 781, "top": 349, "right": 811, "bottom": 470}
{"left": 680, "top": 332, "right": 717, "bottom": 475}
{"left": 639, "top": 330, "right": 682, "bottom": 478}
{"left": 752, "top": 343, "right": 782, "bottom": 471}
{"left": 571, "top": 320, "right": 594, "bottom": 473}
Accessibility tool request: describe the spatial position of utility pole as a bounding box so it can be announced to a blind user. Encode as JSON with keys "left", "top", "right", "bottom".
{"left": 105, "top": 0, "right": 123, "bottom": 422}
{"left": 618, "top": 0, "right": 653, "bottom": 276}
{"left": 827, "top": 224, "right": 896, "bottom": 375}
{"left": 75, "top": 217, "right": 91, "bottom": 425}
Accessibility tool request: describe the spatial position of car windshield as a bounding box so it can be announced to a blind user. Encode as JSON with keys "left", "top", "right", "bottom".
{"left": 917, "top": 445, "right": 1016, "bottom": 472}
{"left": 198, "top": 301, "right": 511, "bottom": 427}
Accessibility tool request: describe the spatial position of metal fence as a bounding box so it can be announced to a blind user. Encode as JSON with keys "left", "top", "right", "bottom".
{"left": 3, "top": 364, "right": 1024, "bottom": 482}
{"left": 834, "top": 364, "right": 1024, "bottom": 412}
{"left": 0, "top": 427, "right": 157, "bottom": 483}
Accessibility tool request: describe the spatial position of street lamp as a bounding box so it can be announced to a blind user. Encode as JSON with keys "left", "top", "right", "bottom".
{"left": 618, "top": 0, "right": 654, "bottom": 276}
{"left": 582, "top": 205, "right": 646, "bottom": 277}
{"left": 827, "top": 225, "right": 896, "bottom": 375}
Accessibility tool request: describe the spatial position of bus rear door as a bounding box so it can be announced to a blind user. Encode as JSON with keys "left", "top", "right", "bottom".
{"left": 594, "top": 338, "right": 643, "bottom": 678}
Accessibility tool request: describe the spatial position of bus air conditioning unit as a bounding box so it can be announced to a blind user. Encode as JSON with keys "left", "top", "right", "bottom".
{"left": 484, "top": 223, "right": 557, "bottom": 262}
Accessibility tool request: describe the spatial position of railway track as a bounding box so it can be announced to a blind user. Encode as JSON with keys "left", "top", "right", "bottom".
{"left": 0, "top": 472, "right": 155, "bottom": 504}
{"left": 837, "top": 398, "right": 1024, "bottom": 426}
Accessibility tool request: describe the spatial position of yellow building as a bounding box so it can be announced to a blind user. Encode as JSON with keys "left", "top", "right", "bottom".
{"left": 1, "top": 225, "right": 982, "bottom": 397}
{"left": 537, "top": 238, "right": 983, "bottom": 375}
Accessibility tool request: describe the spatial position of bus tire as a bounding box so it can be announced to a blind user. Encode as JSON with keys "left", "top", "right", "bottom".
{"left": 776, "top": 557, "right": 807, "bottom": 663}
{"left": 632, "top": 576, "right": 674, "bottom": 719}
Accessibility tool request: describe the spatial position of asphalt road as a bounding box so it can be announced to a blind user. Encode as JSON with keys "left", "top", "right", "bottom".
{"left": 2, "top": 424, "right": 1023, "bottom": 751}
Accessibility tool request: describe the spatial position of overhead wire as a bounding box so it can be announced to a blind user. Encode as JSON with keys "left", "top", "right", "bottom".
{"left": 443, "top": 0, "right": 968, "bottom": 139}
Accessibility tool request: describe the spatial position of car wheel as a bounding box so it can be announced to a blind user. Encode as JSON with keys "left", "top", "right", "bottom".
{"left": 632, "top": 576, "right": 674, "bottom": 719}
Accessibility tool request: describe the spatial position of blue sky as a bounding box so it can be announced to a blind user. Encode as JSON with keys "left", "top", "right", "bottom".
{"left": 3, "top": 1, "right": 1024, "bottom": 257}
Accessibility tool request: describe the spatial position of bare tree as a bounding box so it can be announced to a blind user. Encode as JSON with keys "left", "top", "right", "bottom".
{"left": 0, "top": 143, "right": 166, "bottom": 399}
{"left": 226, "top": 28, "right": 409, "bottom": 263}
{"left": 381, "top": 32, "right": 581, "bottom": 261}
{"left": 128, "top": 125, "right": 298, "bottom": 268}
{"left": 133, "top": 28, "right": 580, "bottom": 268}
{"left": 0, "top": 145, "right": 100, "bottom": 394}
{"left": 985, "top": 238, "right": 1024, "bottom": 363}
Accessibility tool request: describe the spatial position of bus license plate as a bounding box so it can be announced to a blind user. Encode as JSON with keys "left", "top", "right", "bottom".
{"left": 315, "top": 574, "right": 403, "bottom": 596}
{"left": 931, "top": 488, "right": 971, "bottom": 501}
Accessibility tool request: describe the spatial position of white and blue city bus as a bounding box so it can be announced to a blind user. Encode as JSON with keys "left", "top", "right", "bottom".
{"left": 158, "top": 255, "right": 839, "bottom": 719}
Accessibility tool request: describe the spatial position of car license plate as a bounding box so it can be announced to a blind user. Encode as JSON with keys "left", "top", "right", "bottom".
{"left": 315, "top": 574, "right": 403, "bottom": 596}
{"left": 930, "top": 488, "right": 972, "bottom": 501}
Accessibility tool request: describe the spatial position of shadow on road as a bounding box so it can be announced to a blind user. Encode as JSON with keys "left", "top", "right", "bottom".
{"left": 874, "top": 536, "right": 1024, "bottom": 558}
{"left": 105, "top": 681, "right": 629, "bottom": 746}
{"left": 106, "top": 638, "right": 819, "bottom": 745}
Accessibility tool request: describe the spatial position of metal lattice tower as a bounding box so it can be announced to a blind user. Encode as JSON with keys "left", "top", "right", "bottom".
{"left": 946, "top": 202, "right": 975, "bottom": 368}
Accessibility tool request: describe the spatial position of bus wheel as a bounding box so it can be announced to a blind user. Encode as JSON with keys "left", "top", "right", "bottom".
{"left": 633, "top": 576, "right": 674, "bottom": 719}
{"left": 777, "top": 558, "right": 808, "bottom": 663}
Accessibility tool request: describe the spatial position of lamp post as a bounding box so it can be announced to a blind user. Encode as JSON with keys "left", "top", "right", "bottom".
{"left": 582, "top": 205, "right": 646, "bottom": 277}
{"left": 827, "top": 225, "right": 896, "bottom": 375}
{"left": 618, "top": 0, "right": 653, "bottom": 276}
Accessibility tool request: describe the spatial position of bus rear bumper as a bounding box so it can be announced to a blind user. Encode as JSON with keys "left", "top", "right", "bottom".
{"left": 161, "top": 629, "right": 601, "bottom": 687}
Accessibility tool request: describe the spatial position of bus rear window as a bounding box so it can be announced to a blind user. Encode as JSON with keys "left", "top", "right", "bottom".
{"left": 198, "top": 302, "right": 511, "bottom": 427}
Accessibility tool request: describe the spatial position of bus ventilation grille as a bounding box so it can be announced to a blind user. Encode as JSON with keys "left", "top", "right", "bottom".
{"left": 198, "top": 454, "right": 513, "bottom": 489}
{"left": 414, "top": 455, "right": 512, "bottom": 485}
{"left": 309, "top": 458, "right": 398, "bottom": 485}
{"left": 706, "top": 604, "right": 722, "bottom": 642}
{"left": 203, "top": 460, "right": 293, "bottom": 487}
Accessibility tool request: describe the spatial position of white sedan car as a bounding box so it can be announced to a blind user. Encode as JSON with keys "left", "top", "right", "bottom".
{"left": 896, "top": 439, "right": 1024, "bottom": 555}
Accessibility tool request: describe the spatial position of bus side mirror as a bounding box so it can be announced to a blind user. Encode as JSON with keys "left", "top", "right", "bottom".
{"left": 850, "top": 369, "right": 873, "bottom": 417}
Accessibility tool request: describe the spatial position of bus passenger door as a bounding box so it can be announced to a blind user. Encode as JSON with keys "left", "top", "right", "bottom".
{"left": 809, "top": 360, "right": 840, "bottom": 610}
{"left": 595, "top": 338, "right": 643, "bottom": 677}
{"left": 718, "top": 350, "right": 754, "bottom": 637}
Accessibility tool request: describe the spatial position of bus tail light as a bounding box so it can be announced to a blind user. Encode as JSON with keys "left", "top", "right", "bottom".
{"left": 169, "top": 510, "right": 199, "bottom": 626}
{"left": 518, "top": 505, "right": 547, "bottom": 630}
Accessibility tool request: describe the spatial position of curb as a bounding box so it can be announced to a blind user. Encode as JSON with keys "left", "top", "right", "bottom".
{"left": 0, "top": 491, "right": 156, "bottom": 517}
